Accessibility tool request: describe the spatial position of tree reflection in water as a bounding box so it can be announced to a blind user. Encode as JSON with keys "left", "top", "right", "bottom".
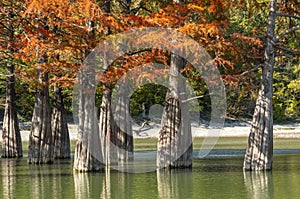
{"left": 157, "top": 169, "right": 193, "bottom": 199}
{"left": 243, "top": 171, "right": 274, "bottom": 199}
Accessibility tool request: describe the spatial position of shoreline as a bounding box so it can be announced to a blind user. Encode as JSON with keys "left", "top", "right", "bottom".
{"left": 0, "top": 121, "right": 299, "bottom": 142}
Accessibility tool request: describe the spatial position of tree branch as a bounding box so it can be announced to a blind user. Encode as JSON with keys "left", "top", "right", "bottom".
{"left": 276, "top": 13, "right": 300, "bottom": 20}
{"left": 99, "top": 0, "right": 112, "bottom": 8}
{"left": 276, "top": 45, "right": 300, "bottom": 55}
{"left": 140, "top": 6, "right": 152, "bottom": 14}
{"left": 182, "top": 94, "right": 211, "bottom": 103}
{"left": 0, "top": 20, "right": 9, "bottom": 30}
{"left": 0, "top": 73, "right": 14, "bottom": 77}
{"left": 275, "top": 25, "right": 300, "bottom": 42}
{"left": 238, "top": 64, "right": 264, "bottom": 76}
{"left": 275, "top": 53, "right": 293, "bottom": 58}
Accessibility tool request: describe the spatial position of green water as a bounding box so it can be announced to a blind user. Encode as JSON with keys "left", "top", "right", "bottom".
{"left": 0, "top": 151, "right": 300, "bottom": 199}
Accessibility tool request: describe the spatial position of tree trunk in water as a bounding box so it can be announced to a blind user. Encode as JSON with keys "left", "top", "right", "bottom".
{"left": 243, "top": 0, "right": 276, "bottom": 171}
{"left": 28, "top": 72, "right": 53, "bottom": 164}
{"left": 99, "top": 0, "right": 133, "bottom": 165}
{"left": 73, "top": 12, "right": 104, "bottom": 171}
{"left": 2, "top": 10, "right": 22, "bottom": 158}
{"left": 157, "top": 54, "right": 192, "bottom": 168}
{"left": 113, "top": 81, "right": 133, "bottom": 162}
{"left": 73, "top": 68, "right": 104, "bottom": 172}
{"left": 100, "top": 85, "right": 133, "bottom": 166}
{"left": 99, "top": 89, "right": 118, "bottom": 165}
{"left": 51, "top": 86, "right": 70, "bottom": 159}
{"left": 1, "top": 64, "right": 22, "bottom": 158}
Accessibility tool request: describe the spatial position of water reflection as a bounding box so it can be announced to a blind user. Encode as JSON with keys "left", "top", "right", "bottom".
{"left": 101, "top": 169, "right": 111, "bottom": 199}
{"left": 2, "top": 159, "right": 17, "bottom": 198}
{"left": 0, "top": 154, "right": 299, "bottom": 199}
{"left": 243, "top": 171, "right": 274, "bottom": 199}
{"left": 157, "top": 169, "right": 193, "bottom": 199}
{"left": 74, "top": 172, "right": 93, "bottom": 198}
{"left": 27, "top": 162, "right": 72, "bottom": 199}
{"left": 73, "top": 168, "right": 133, "bottom": 198}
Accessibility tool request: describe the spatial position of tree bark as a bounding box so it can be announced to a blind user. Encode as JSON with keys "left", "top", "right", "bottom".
{"left": 157, "top": 54, "right": 192, "bottom": 168}
{"left": 28, "top": 72, "right": 53, "bottom": 164}
{"left": 99, "top": 0, "right": 133, "bottom": 165}
{"left": 73, "top": 67, "right": 103, "bottom": 171}
{"left": 73, "top": 6, "right": 104, "bottom": 171}
{"left": 243, "top": 0, "right": 276, "bottom": 171}
{"left": 51, "top": 86, "right": 70, "bottom": 159}
{"left": 113, "top": 81, "right": 133, "bottom": 162}
{"left": 2, "top": 64, "right": 22, "bottom": 158}
{"left": 100, "top": 86, "right": 133, "bottom": 165}
{"left": 1, "top": 8, "right": 22, "bottom": 158}
{"left": 99, "top": 89, "right": 118, "bottom": 165}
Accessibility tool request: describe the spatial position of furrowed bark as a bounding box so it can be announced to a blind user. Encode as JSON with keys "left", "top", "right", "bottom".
{"left": 73, "top": 68, "right": 103, "bottom": 172}
{"left": 28, "top": 72, "right": 53, "bottom": 164}
{"left": 1, "top": 8, "right": 22, "bottom": 158}
{"left": 157, "top": 54, "right": 192, "bottom": 169}
{"left": 243, "top": 0, "right": 276, "bottom": 171}
{"left": 51, "top": 86, "right": 70, "bottom": 159}
{"left": 1, "top": 64, "right": 22, "bottom": 158}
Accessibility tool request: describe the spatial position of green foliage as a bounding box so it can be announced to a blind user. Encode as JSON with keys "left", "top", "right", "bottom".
{"left": 130, "top": 83, "right": 167, "bottom": 118}
{"left": 15, "top": 81, "right": 35, "bottom": 121}
{"left": 273, "top": 60, "right": 300, "bottom": 122}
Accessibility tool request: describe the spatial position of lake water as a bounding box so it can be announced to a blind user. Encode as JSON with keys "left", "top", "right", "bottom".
{"left": 1, "top": 150, "right": 300, "bottom": 199}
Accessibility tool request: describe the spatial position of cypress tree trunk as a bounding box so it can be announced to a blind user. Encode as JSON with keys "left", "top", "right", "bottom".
{"left": 99, "top": 89, "right": 118, "bottom": 165}
{"left": 73, "top": 68, "right": 103, "bottom": 171}
{"left": 243, "top": 0, "right": 276, "bottom": 171}
{"left": 1, "top": 9, "right": 22, "bottom": 158}
{"left": 113, "top": 81, "right": 133, "bottom": 162}
{"left": 51, "top": 86, "right": 70, "bottom": 159}
{"left": 157, "top": 54, "right": 192, "bottom": 168}
{"left": 73, "top": 9, "right": 104, "bottom": 171}
{"left": 100, "top": 86, "right": 133, "bottom": 165}
{"left": 98, "top": 2, "right": 117, "bottom": 166}
{"left": 28, "top": 72, "right": 53, "bottom": 164}
{"left": 1, "top": 64, "right": 22, "bottom": 158}
{"left": 99, "top": 0, "right": 133, "bottom": 165}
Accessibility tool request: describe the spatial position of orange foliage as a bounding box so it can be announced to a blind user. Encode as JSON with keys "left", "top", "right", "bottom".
{"left": 12, "top": 0, "right": 265, "bottom": 89}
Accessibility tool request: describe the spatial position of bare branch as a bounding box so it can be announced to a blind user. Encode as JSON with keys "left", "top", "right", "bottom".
{"left": 99, "top": 0, "right": 112, "bottom": 8}
{"left": 246, "top": 56, "right": 263, "bottom": 60}
{"left": 116, "top": 0, "right": 127, "bottom": 10}
{"left": 276, "top": 45, "right": 300, "bottom": 55}
{"left": 0, "top": 73, "right": 14, "bottom": 77}
{"left": 250, "top": 35, "right": 266, "bottom": 39}
{"left": 277, "top": 13, "right": 300, "bottom": 20}
{"left": 9, "top": 60, "right": 29, "bottom": 68}
{"left": 182, "top": 94, "right": 210, "bottom": 103}
{"left": 0, "top": 20, "right": 9, "bottom": 30}
{"left": 140, "top": 6, "right": 152, "bottom": 14}
{"left": 275, "top": 53, "right": 293, "bottom": 58}
{"left": 22, "top": 31, "right": 30, "bottom": 41}
{"left": 238, "top": 64, "right": 264, "bottom": 76}
{"left": 275, "top": 25, "right": 300, "bottom": 42}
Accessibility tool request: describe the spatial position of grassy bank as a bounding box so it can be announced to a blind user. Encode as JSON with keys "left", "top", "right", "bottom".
{"left": 134, "top": 137, "right": 300, "bottom": 151}
{"left": 1, "top": 137, "right": 300, "bottom": 155}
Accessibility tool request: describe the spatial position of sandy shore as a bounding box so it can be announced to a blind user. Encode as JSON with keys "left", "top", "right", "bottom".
{"left": 0, "top": 120, "right": 299, "bottom": 142}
